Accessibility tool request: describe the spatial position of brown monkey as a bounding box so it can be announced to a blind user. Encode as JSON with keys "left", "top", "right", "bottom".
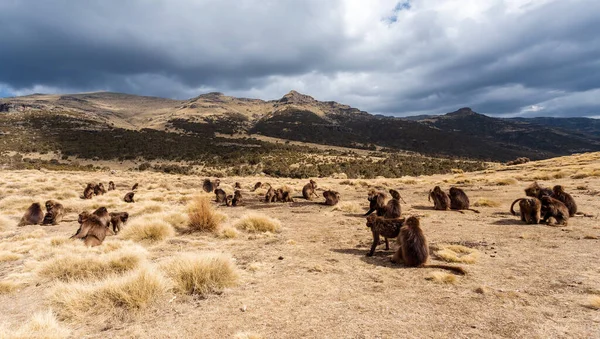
{"left": 225, "top": 195, "right": 234, "bottom": 206}
{"left": 83, "top": 183, "right": 94, "bottom": 199}
{"left": 365, "top": 214, "right": 404, "bottom": 256}
{"left": 551, "top": 185, "right": 577, "bottom": 217}
{"left": 275, "top": 188, "right": 294, "bottom": 203}
{"left": 428, "top": 186, "right": 450, "bottom": 210}
{"left": 449, "top": 187, "right": 480, "bottom": 213}
{"left": 540, "top": 196, "right": 569, "bottom": 226}
{"left": 226, "top": 190, "right": 243, "bottom": 206}
{"left": 214, "top": 188, "right": 227, "bottom": 203}
{"left": 108, "top": 181, "right": 116, "bottom": 191}
{"left": 234, "top": 182, "right": 242, "bottom": 189}
{"left": 42, "top": 200, "right": 65, "bottom": 225}
{"left": 391, "top": 217, "right": 466, "bottom": 275}
{"left": 92, "top": 207, "right": 111, "bottom": 228}
{"left": 302, "top": 180, "right": 319, "bottom": 200}
{"left": 510, "top": 197, "right": 541, "bottom": 224}
{"left": 94, "top": 183, "right": 107, "bottom": 196}
{"left": 131, "top": 183, "right": 139, "bottom": 191}
{"left": 265, "top": 186, "right": 277, "bottom": 203}
{"left": 78, "top": 211, "right": 91, "bottom": 224}
{"left": 323, "top": 190, "right": 340, "bottom": 206}
{"left": 18, "top": 203, "right": 44, "bottom": 226}
{"left": 124, "top": 192, "right": 135, "bottom": 203}
{"left": 109, "top": 212, "right": 129, "bottom": 234}
{"left": 525, "top": 182, "right": 552, "bottom": 199}
{"left": 253, "top": 182, "right": 263, "bottom": 191}
{"left": 389, "top": 189, "right": 406, "bottom": 203}
{"left": 384, "top": 191, "right": 402, "bottom": 219}
{"left": 70, "top": 213, "right": 111, "bottom": 247}
{"left": 364, "top": 189, "right": 387, "bottom": 216}
{"left": 202, "top": 178, "right": 220, "bottom": 193}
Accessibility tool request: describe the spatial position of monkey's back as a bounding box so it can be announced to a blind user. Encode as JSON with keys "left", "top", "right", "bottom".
{"left": 400, "top": 224, "right": 428, "bottom": 267}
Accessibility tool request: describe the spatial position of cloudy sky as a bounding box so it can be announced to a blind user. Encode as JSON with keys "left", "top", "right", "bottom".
{"left": 1, "top": 0, "right": 599, "bottom": 117}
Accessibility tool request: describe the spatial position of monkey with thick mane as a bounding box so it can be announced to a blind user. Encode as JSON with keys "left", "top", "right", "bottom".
{"left": 302, "top": 180, "right": 319, "bottom": 200}
{"left": 540, "top": 196, "right": 569, "bottom": 226}
{"left": 323, "top": 190, "right": 340, "bottom": 206}
{"left": 391, "top": 216, "right": 466, "bottom": 275}
{"left": 42, "top": 200, "right": 65, "bottom": 225}
{"left": 551, "top": 185, "right": 577, "bottom": 217}
{"left": 510, "top": 197, "right": 541, "bottom": 224}
{"left": 214, "top": 188, "right": 227, "bottom": 203}
{"left": 71, "top": 207, "right": 112, "bottom": 247}
{"left": 364, "top": 189, "right": 387, "bottom": 216}
{"left": 18, "top": 203, "right": 44, "bottom": 226}
{"left": 109, "top": 212, "right": 129, "bottom": 234}
{"left": 449, "top": 187, "right": 480, "bottom": 213}
{"left": 202, "top": 178, "right": 220, "bottom": 193}
{"left": 428, "top": 186, "right": 450, "bottom": 210}
{"left": 82, "top": 183, "right": 94, "bottom": 199}
{"left": 365, "top": 214, "right": 403, "bottom": 256}
{"left": 525, "top": 182, "right": 552, "bottom": 199}
{"left": 124, "top": 192, "right": 135, "bottom": 203}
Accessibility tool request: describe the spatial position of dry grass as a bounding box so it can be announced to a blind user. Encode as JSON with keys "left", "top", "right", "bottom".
{"left": 37, "top": 247, "right": 146, "bottom": 282}
{"left": 50, "top": 267, "right": 169, "bottom": 321}
{"left": 0, "top": 281, "right": 20, "bottom": 294}
{"left": 234, "top": 332, "right": 264, "bottom": 339}
{"left": 160, "top": 253, "right": 239, "bottom": 295}
{"left": 332, "top": 201, "right": 362, "bottom": 213}
{"left": 425, "top": 271, "right": 457, "bottom": 284}
{"left": 184, "top": 196, "right": 224, "bottom": 233}
{"left": 0, "top": 310, "right": 71, "bottom": 339}
{"left": 0, "top": 215, "right": 15, "bottom": 231}
{"left": 119, "top": 216, "right": 175, "bottom": 243}
{"left": 493, "top": 178, "right": 518, "bottom": 186}
{"left": 0, "top": 251, "right": 22, "bottom": 262}
{"left": 9, "top": 230, "right": 47, "bottom": 241}
{"left": 219, "top": 226, "right": 239, "bottom": 239}
{"left": 434, "top": 245, "right": 480, "bottom": 264}
{"left": 473, "top": 198, "right": 501, "bottom": 208}
{"left": 584, "top": 296, "right": 600, "bottom": 310}
{"left": 234, "top": 213, "right": 281, "bottom": 233}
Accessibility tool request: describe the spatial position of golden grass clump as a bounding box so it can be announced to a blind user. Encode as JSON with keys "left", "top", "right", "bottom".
{"left": 161, "top": 253, "right": 239, "bottom": 296}
{"left": 434, "top": 245, "right": 479, "bottom": 264}
{"left": 0, "top": 310, "right": 71, "bottom": 339}
{"left": 332, "top": 201, "right": 362, "bottom": 213}
{"left": 50, "top": 267, "right": 169, "bottom": 321}
{"left": 494, "top": 178, "right": 517, "bottom": 186}
{"left": 585, "top": 296, "right": 600, "bottom": 310}
{"left": 219, "top": 226, "right": 239, "bottom": 239}
{"left": 0, "top": 281, "right": 20, "bottom": 294}
{"left": 10, "top": 230, "right": 47, "bottom": 241}
{"left": 0, "top": 251, "right": 22, "bottom": 262}
{"left": 473, "top": 198, "right": 501, "bottom": 208}
{"left": 119, "top": 216, "right": 174, "bottom": 243}
{"left": 162, "top": 211, "right": 190, "bottom": 229}
{"left": 184, "top": 196, "right": 225, "bottom": 233}
{"left": 234, "top": 213, "right": 281, "bottom": 233}
{"left": 37, "top": 247, "right": 146, "bottom": 282}
{"left": 425, "top": 271, "right": 457, "bottom": 284}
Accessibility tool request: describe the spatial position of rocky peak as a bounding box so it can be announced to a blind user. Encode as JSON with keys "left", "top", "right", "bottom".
{"left": 445, "top": 107, "right": 478, "bottom": 117}
{"left": 277, "top": 90, "right": 316, "bottom": 105}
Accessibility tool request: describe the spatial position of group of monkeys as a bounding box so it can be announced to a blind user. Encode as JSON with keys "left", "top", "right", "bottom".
{"left": 82, "top": 181, "right": 137, "bottom": 203}
{"left": 510, "top": 182, "right": 578, "bottom": 226}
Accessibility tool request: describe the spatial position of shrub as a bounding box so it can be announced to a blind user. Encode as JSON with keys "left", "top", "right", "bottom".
{"left": 119, "top": 216, "right": 174, "bottom": 243}
{"left": 184, "top": 197, "right": 224, "bottom": 233}
{"left": 234, "top": 214, "right": 281, "bottom": 233}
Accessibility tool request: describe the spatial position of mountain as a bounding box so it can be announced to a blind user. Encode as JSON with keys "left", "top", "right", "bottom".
{"left": 1, "top": 91, "right": 599, "bottom": 163}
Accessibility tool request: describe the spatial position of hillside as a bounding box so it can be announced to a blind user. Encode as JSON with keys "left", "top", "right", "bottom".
{"left": 1, "top": 91, "right": 599, "bottom": 163}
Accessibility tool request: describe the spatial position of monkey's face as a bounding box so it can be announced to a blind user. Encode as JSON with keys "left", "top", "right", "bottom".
{"left": 45, "top": 201, "right": 54, "bottom": 211}
{"left": 121, "top": 213, "right": 129, "bottom": 222}
{"left": 78, "top": 212, "right": 91, "bottom": 224}
{"left": 366, "top": 214, "right": 377, "bottom": 228}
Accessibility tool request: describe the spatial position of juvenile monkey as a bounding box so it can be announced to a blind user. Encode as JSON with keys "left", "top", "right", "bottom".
{"left": 365, "top": 214, "right": 404, "bottom": 256}
{"left": 131, "top": 183, "right": 139, "bottom": 191}
{"left": 226, "top": 190, "right": 243, "bottom": 206}
{"left": 42, "top": 200, "right": 65, "bottom": 225}
{"left": 510, "top": 197, "right": 541, "bottom": 224}
{"left": 108, "top": 181, "right": 116, "bottom": 191}
{"left": 540, "top": 196, "right": 569, "bottom": 226}
{"left": 428, "top": 186, "right": 450, "bottom": 210}
{"left": 384, "top": 189, "right": 402, "bottom": 219}
{"left": 94, "top": 183, "right": 107, "bottom": 196}
{"left": 234, "top": 182, "right": 242, "bottom": 189}
{"left": 551, "top": 185, "right": 577, "bottom": 217}
{"left": 265, "top": 187, "right": 277, "bottom": 203}
{"left": 525, "top": 182, "right": 552, "bottom": 199}
{"left": 323, "top": 190, "right": 340, "bottom": 206}
{"left": 449, "top": 187, "right": 480, "bottom": 213}
{"left": 109, "top": 212, "right": 129, "bottom": 234}
{"left": 302, "top": 180, "right": 319, "bottom": 200}
{"left": 18, "top": 203, "right": 44, "bottom": 226}
{"left": 275, "top": 188, "right": 294, "bottom": 202}
{"left": 124, "top": 192, "right": 135, "bottom": 203}
{"left": 391, "top": 217, "right": 466, "bottom": 275}
{"left": 364, "top": 189, "right": 387, "bottom": 216}
{"left": 83, "top": 183, "right": 94, "bottom": 199}
{"left": 253, "top": 182, "right": 263, "bottom": 191}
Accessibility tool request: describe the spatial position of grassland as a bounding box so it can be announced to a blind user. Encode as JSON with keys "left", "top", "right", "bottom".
{"left": 0, "top": 152, "right": 599, "bottom": 338}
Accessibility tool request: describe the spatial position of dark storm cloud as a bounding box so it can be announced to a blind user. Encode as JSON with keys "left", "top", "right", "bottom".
{"left": 0, "top": 0, "right": 599, "bottom": 117}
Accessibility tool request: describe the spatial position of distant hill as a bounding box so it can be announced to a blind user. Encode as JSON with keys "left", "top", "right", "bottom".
{"left": 1, "top": 91, "right": 599, "bottom": 163}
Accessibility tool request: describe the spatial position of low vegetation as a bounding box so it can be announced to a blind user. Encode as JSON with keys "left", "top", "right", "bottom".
{"left": 0, "top": 310, "right": 71, "bottom": 339}
{"left": 234, "top": 213, "right": 281, "bottom": 233}
{"left": 119, "top": 216, "right": 175, "bottom": 243}
{"left": 184, "top": 197, "right": 225, "bottom": 233}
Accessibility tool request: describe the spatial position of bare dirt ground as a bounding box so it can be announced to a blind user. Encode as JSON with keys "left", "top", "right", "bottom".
{"left": 0, "top": 153, "right": 599, "bottom": 338}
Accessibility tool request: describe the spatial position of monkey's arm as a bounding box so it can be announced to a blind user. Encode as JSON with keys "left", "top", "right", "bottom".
{"left": 70, "top": 224, "right": 90, "bottom": 239}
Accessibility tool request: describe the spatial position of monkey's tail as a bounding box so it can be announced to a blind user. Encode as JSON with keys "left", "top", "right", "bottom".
{"left": 364, "top": 209, "right": 375, "bottom": 216}
{"left": 423, "top": 264, "right": 466, "bottom": 275}
{"left": 510, "top": 198, "right": 524, "bottom": 216}
{"left": 468, "top": 208, "right": 481, "bottom": 214}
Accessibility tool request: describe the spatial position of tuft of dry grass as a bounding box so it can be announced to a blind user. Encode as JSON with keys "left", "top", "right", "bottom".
{"left": 10, "top": 230, "right": 47, "bottom": 241}
{"left": 585, "top": 296, "right": 600, "bottom": 310}
{"left": 184, "top": 196, "right": 225, "bottom": 233}
{"left": 162, "top": 211, "right": 190, "bottom": 229}
{"left": 0, "top": 251, "right": 22, "bottom": 262}
{"left": 234, "top": 213, "right": 281, "bottom": 233}
{"left": 37, "top": 247, "right": 146, "bottom": 282}
{"left": 0, "top": 310, "right": 71, "bottom": 339}
{"left": 50, "top": 267, "right": 169, "bottom": 321}
{"left": 473, "top": 198, "right": 501, "bottom": 208}
{"left": 219, "top": 226, "right": 239, "bottom": 239}
{"left": 494, "top": 178, "right": 518, "bottom": 186}
{"left": 332, "top": 201, "right": 362, "bottom": 213}
{"left": 119, "top": 216, "right": 174, "bottom": 243}
{"left": 160, "top": 253, "right": 239, "bottom": 296}
{"left": 425, "top": 271, "right": 457, "bottom": 284}
{"left": 434, "top": 245, "right": 480, "bottom": 264}
{"left": 0, "top": 281, "right": 20, "bottom": 294}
